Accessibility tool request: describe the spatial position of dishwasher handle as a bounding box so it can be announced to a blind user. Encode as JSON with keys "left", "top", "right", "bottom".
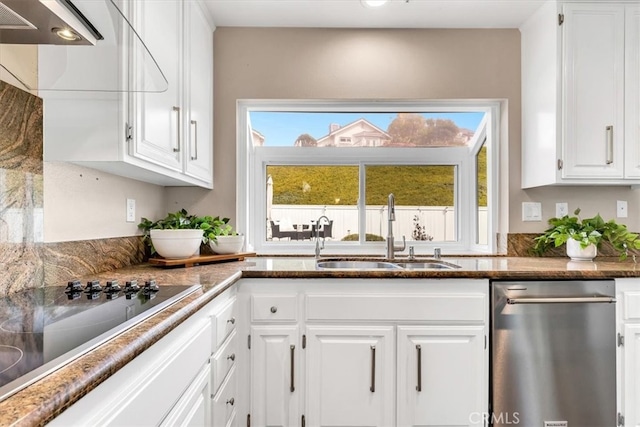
{"left": 507, "top": 296, "right": 615, "bottom": 305}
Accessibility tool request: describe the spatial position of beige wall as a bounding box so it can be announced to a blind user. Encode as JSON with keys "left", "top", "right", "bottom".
{"left": 166, "top": 27, "right": 640, "bottom": 235}
{"left": 43, "top": 162, "right": 166, "bottom": 242}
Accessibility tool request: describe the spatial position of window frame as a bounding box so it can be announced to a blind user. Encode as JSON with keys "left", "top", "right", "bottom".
{"left": 237, "top": 100, "right": 501, "bottom": 255}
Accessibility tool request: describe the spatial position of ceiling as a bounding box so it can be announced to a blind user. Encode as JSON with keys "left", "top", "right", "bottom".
{"left": 203, "top": 0, "right": 548, "bottom": 29}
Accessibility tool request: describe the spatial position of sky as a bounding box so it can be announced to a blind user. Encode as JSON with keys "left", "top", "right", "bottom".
{"left": 249, "top": 111, "right": 486, "bottom": 147}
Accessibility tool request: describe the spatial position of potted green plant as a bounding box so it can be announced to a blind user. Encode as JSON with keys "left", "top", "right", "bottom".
{"left": 138, "top": 209, "right": 215, "bottom": 258}
{"left": 533, "top": 208, "right": 640, "bottom": 261}
{"left": 204, "top": 216, "right": 245, "bottom": 254}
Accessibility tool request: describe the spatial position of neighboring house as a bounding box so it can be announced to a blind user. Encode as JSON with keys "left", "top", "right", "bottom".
{"left": 251, "top": 129, "right": 265, "bottom": 146}
{"left": 316, "top": 118, "right": 391, "bottom": 147}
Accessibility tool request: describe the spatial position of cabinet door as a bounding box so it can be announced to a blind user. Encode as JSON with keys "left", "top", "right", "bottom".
{"left": 130, "top": 0, "right": 183, "bottom": 171}
{"left": 624, "top": 324, "right": 640, "bottom": 426}
{"left": 397, "top": 326, "right": 486, "bottom": 427}
{"left": 251, "top": 325, "right": 300, "bottom": 427}
{"left": 306, "top": 325, "right": 394, "bottom": 427}
{"left": 626, "top": 6, "right": 640, "bottom": 178}
{"left": 562, "top": 3, "right": 625, "bottom": 179}
{"left": 184, "top": 1, "right": 213, "bottom": 185}
{"left": 160, "top": 363, "right": 211, "bottom": 427}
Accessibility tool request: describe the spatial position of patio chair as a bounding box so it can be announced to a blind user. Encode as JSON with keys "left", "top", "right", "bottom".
{"left": 270, "top": 220, "right": 297, "bottom": 240}
{"left": 312, "top": 220, "right": 333, "bottom": 239}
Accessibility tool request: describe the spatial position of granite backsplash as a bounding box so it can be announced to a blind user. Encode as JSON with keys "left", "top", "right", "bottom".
{"left": 0, "top": 81, "right": 145, "bottom": 296}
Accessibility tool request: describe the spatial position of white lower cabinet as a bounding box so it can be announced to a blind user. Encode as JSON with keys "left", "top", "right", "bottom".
{"left": 237, "top": 278, "right": 489, "bottom": 427}
{"left": 49, "top": 287, "right": 236, "bottom": 426}
{"left": 250, "top": 325, "right": 300, "bottom": 427}
{"left": 161, "top": 364, "right": 211, "bottom": 427}
{"left": 306, "top": 326, "right": 394, "bottom": 427}
{"left": 617, "top": 278, "right": 640, "bottom": 426}
{"left": 397, "top": 326, "right": 485, "bottom": 427}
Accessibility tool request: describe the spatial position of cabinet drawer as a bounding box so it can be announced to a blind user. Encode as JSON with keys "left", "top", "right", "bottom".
{"left": 306, "top": 293, "right": 486, "bottom": 322}
{"left": 214, "top": 297, "right": 237, "bottom": 348}
{"left": 252, "top": 294, "right": 297, "bottom": 322}
{"left": 213, "top": 366, "right": 237, "bottom": 427}
{"left": 623, "top": 291, "right": 640, "bottom": 320}
{"left": 212, "top": 329, "right": 237, "bottom": 394}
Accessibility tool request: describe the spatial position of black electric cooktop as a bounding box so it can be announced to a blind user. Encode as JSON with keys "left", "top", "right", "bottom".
{"left": 0, "top": 280, "right": 200, "bottom": 401}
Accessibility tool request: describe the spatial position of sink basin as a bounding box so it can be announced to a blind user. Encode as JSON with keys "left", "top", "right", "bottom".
{"left": 316, "top": 260, "right": 402, "bottom": 270}
{"left": 395, "top": 261, "right": 460, "bottom": 270}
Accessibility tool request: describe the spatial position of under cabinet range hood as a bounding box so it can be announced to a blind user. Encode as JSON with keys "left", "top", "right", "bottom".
{"left": 0, "top": 0, "right": 167, "bottom": 92}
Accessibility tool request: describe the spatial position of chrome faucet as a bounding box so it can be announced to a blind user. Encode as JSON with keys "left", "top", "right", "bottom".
{"left": 315, "top": 215, "right": 330, "bottom": 258}
{"left": 386, "top": 193, "right": 406, "bottom": 260}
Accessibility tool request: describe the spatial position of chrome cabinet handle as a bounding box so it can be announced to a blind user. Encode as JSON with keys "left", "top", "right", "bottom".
{"left": 226, "top": 397, "right": 234, "bottom": 406}
{"left": 190, "top": 119, "right": 198, "bottom": 160}
{"left": 172, "top": 106, "right": 181, "bottom": 153}
{"left": 227, "top": 353, "right": 235, "bottom": 361}
{"left": 507, "top": 296, "right": 615, "bottom": 304}
{"left": 370, "top": 345, "right": 376, "bottom": 392}
{"left": 606, "top": 125, "right": 613, "bottom": 164}
{"left": 416, "top": 344, "right": 422, "bottom": 392}
{"left": 227, "top": 317, "right": 235, "bottom": 324}
{"left": 290, "top": 345, "right": 295, "bottom": 392}
{"left": 270, "top": 306, "right": 278, "bottom": 313}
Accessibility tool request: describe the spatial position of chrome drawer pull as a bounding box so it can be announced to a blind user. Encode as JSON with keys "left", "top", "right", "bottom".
{"left": 227, "top": 317, "right": 235, "bottom": 324}
{"left": 370, "top": 345, "right": 376, "bottom": 392}
{"left": 190, "top": 119, "right": 198, "bottom": 160}
{"left": 606, "top": 125, "right": 613, "bottom": 164}
{"left": 270, "top": 306, "right": 277, "bottom": 313}
{"left": 226, "top": 397, "right": 234, "bottom": 406}
{"left": 172, "top": 106, "right": 181, "bottom": 153}
{"left": 227, "top": 353, "right": 235, "bottom": 361}
{"left": 290, "top": 345, "right": 295, "bottom": 392}
{"left": 416, "top": 344, "right": 422, "bottom": 392}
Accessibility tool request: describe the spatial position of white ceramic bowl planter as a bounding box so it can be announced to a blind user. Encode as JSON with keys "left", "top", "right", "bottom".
{"left": 150, "top": 229, "right": 203, "bottom": 259}
{"left": 566, "top": 238, "right": 597, "bottom": 261}
{"left": 210, "top": 235, "right": 245, "bottom": 254}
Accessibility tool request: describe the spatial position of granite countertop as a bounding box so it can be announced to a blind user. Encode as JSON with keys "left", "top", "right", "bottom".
{"left": 2, "top": 255, "right": 640, "bottom": 426}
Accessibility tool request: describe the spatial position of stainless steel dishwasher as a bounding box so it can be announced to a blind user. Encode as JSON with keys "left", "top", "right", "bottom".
{"left": 491, "top": 280, "right": 616, "bottom": 427}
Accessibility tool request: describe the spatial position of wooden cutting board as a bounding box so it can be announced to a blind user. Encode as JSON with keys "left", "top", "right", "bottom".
{"left": 149, "top": 252, "right": 256, "bottom": 268}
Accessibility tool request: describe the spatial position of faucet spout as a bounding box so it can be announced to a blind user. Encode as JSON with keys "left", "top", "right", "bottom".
{"left": 386, "top": 193, "right": 406, "bottom": 260}
{"left": 315, "top": 215, "right": 330, "bottom": 259}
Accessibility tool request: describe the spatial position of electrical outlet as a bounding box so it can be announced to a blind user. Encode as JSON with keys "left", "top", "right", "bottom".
{"left": 556, "top": 202, "right": 568, "bottom": 218}
{"left": 522, "top": 202, "right": 542, "bottom": 222}
{"left": 617, "top": 200, "right": 628, "bottom": 218}
{"left": 126, "top": 199, "right": 136, "bottom": 222}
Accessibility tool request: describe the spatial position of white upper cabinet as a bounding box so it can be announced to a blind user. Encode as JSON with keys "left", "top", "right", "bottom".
{"left": 562, "top": 3, "right": 625, "bottom": 179}
{"left": 129, "top": 0, "right": 184, "bottom": 172}
{"left": 41, "top": 0, "right": 214, "bottom": 188}
{"left": 521, "top": 1, "right": 640, "bottom": 187}
{"left": 184, "top": 1, "right": 214, "bottom": 182}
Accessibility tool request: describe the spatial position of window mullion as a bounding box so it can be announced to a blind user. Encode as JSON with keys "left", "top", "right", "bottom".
{"left": 359, "top": 162, "right": 366, "bottom": 244}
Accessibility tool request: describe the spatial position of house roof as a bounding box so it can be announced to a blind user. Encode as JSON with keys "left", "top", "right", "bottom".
{"left": 316, "top": 118, "right": 391, "bottom": 145}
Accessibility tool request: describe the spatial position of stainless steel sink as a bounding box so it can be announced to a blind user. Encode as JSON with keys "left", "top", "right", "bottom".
{"left": 395, "top": 261, "right": 460, "bottom": 270}
{"left": 316, "top": 260, "right": 402, "bottom": 270}
{"left": 316, "top": 259, "right": 460, "bottom": 270}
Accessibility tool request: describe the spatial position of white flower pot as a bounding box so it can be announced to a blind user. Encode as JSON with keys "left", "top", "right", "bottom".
{"left": 150, "top": 229, "right": 202, "bottom": 259}
{"left": 210, "top": 234, "right": 245, "bottom": 254}
{"left": 566, "top": 238, "right": 597, "bottom": 261}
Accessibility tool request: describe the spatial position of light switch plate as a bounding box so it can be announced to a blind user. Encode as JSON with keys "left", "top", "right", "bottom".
{"left": 617, "top": 200, "right": 628, "bottom": 218}
{"left": 522, "top": 202, "right": 542, "bottom": 222}
{"left": 556, "top": 202, "right": 568, "bottom": 218}
{"left": 126, "top": 198, "right": 136, "bottom": 223}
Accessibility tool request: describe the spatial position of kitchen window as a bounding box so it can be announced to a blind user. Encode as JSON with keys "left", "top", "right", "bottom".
{"left": 237, "top": 100, "right": 499, "bottom": 255}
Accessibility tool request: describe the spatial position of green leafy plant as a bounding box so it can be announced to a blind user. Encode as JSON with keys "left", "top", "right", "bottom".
{"left": 137, "top": 209, "right": 236, "bottom": 253}
{"left": 533, "top": 208, "right": 640, "bottom": 260}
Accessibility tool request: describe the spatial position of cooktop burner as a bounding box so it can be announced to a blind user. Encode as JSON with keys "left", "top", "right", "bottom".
{"left": 0, "top": 281, "right": 200, "bottom": 402}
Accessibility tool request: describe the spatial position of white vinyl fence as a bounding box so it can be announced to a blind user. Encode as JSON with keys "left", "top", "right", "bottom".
{"left": 269, "top": 205, "right": 488, "bottom": 244}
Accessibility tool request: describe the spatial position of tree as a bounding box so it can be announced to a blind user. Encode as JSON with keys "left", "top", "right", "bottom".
{"left": 387, "top": 113, "right": 426, "bottom": 146}
{"left": 295, "top": 133, "right": 317, "bottom": 147}
{"left": 387, "top": 114, "right": 462, "bottom": 146}
{"left": 423, "top": 119, "right": 460, "bottom": 146}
